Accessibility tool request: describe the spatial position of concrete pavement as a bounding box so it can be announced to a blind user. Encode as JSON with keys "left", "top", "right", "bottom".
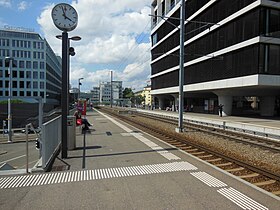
{"left": 0, "top": 109, "right": 279, "bottom": 210}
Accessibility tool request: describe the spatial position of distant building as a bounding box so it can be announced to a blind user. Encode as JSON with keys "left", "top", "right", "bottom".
{"left": 150, "top": 0, "right": 280, "bottom": 116}
{"left": 135, "top": 85, "right": 152, "bottom": 107}
{"left": 143, "top": 85, "right": 152, "bottom": 106}
{"left": 99, "top": 81, "right": 123, "bottom": 105}
{"left": 91, "top": 87, "right": 100, "bottom": 104}
{"left": 0, "top": 28, "right": 61, "bottom": 107}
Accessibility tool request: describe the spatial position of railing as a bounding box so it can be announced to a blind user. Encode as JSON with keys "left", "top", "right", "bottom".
{"left": 41, "top": 115, "right": 61, "bottom": 170}
{"left": 25, "top": 123, "right": 40, "bottom": 173}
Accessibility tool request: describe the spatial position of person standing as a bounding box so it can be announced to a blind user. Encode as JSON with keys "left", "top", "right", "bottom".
{"left": 218, "top": 104, "right": 224, "bottom": 117}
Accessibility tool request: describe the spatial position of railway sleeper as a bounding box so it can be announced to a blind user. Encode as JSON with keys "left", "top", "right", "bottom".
{"left": 238, "top": 173, "right": 259, "bottom": 179}
{"left": 254, "top": 179, "right": 276, "bottom": 186}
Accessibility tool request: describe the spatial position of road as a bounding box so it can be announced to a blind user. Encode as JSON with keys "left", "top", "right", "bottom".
{"left": 0, "top": 138, "right": 40, "bottom": 170}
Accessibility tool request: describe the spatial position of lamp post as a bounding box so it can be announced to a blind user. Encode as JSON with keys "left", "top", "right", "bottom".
{"left": 5, "top": 57, "right": 14, "bottom": 142}
{"left": 56, "top": 35, "right": 81, "bottom": 159}
{"left": 110, "top": 70, "right": 113, "bottom": 108}
{"left": 78, "top": 77, "right": 84, "bottom": 100}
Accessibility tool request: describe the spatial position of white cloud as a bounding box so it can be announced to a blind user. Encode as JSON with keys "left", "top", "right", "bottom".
{"left": 0, "top": 0, "right": 11, "bottom": 7}
{"left": 18, "top": 1, "right": 28, "bottom": 11}
{"left": 37, "top": 0, "right": 151, "bottom": 91}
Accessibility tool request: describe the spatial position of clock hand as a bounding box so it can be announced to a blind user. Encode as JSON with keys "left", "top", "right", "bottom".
{"left": 65, "top": 16, "right": 74, "bottom": 22}
{"left": 61, "top": 6, "right": 66, "bottom": 18}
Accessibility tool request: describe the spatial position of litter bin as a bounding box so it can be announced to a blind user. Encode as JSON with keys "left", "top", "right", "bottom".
{"left": 67, "top": 116, "right": 76, "bottom": 150}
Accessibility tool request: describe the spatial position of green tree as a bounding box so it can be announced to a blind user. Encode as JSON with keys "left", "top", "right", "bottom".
{"left": 123, "top": 88, "right": 134, "bottom": 99}
{"left": 135, "top": 95, "right": 145, "bottom": 105}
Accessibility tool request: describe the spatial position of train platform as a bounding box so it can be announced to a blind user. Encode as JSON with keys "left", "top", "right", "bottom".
{"left": 1, "top": 108, "right": 279, "bottom": 209}
{"left": 136, "top": 108, "right": 280, "bottom": 141}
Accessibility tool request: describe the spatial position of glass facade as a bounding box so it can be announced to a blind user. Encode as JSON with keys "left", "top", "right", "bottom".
{"left": 151, "top": 1, "right": 280, "bottom": 91}
{"left": 0, "top": 29, "right": 61, "bottom": 105}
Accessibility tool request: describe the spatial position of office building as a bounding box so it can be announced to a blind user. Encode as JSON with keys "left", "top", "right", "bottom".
{"left": 0, "top": 27, "right": 61, "bottom": 107}
{"left": 99, "top": 81, "right": 123, "bottom": 105}
{"left": 150, "top": 0, "right": 280, "bottom": 116}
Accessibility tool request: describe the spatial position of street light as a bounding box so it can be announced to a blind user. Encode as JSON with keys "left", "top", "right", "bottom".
{"left": 110, "top": 70, "right": 113, "bottom": 108}
{"left": 56, "top": 35, "right": 81, "bottom": 112}
{"left": 56, "top": 34, "right": 81, "bottom": 159}
{"left": 5, "top": 57, "right": 14, "bottom": 142}
{"left": 78, "top": 77, "right": 84, "bottom": 100}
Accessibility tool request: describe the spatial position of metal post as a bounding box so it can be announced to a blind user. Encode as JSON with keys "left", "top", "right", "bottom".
{"left": 7, "top": 58, "right": 13, "bottom": 142}
{"left": 25, "top": 124, "right": 29, "bottom": 173}
{"left": 177, "top": 0, "right": 185, "bottom": 133}
{"left": 38, "top": 97, "right": 43, "bottom": 129}
{"left": 110, "top": 70, "right": 113, "bottom": 108}
{"left": 78, "top": 80, "right": 80, "bottom": 100}
{"left": 67, "top": 39, "right": 70, "bottom": 115}
{"left": 61, "top": 31, "right": 68, "bottom": 159}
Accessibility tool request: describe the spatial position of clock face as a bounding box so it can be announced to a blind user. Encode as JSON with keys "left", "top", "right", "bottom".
{"left": 51, "top": 3, "right": 78, "bottom": 32}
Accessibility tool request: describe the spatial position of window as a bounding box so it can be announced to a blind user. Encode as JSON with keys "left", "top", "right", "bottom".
{"left": 19, "top": 60, "right": 24, "bottom": 68}
{"left": 33, "top": 61, "right": 38, "bottom": 69}
{"left": 40, "top": 72, "right": 44, "bottom": 79}
{"left": 26, "top": 61, "right": 31, "bottom": 69}
{"left": 26, "top": 81, "right": 31, "bottom": 89}
{"left": 40, "top": 82, "right": 44, "bottom": 89}
{"left": 12, "top": 91, "right": 17, "bottom": 96}
{"left": 5, "top": 81, "right": 9, "bottom": 88}
{"left": 33, "top": 81, "right": 38, "bottom": 88}
{"left": 162, "top": 0, "right": 165, "bottom": 16}
{"left": 0, "top": 81, "right": 2, "bottom": 88}
{"left": 20, "top": 81, "right": 24, "bottom": 88}
{"left": 40, "top": 62, "right": 45, "bottom": 69}
{"left": 19, "top": 71, "right": 24, "bottom": 78}
{"left": 12, "top": 71, "right": 17, "bottom": 78}
{"left": 26, "top": 71, "right": 31, "bottom": 78}
{"left": 12, "top": 81, "right": 17, "bottom": 88}
{"left": 33, "top": 72, "right": 38, "bottom": 79}
{"left": 26, "top": 91, "right": 31, "bottom": 96}
{"left": 20, "top": 91, "right": 24, "bottom": 96}
{"left": 152, "top": 33, "right": 158, "bottom": 46}
{"left": 33, "top": 91, "right": 38, "bottom": 96}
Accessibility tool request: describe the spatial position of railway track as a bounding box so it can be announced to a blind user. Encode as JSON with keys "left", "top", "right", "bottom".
{"left": 99, "top": 107, "right": 280, "bottom": 196}
{"left": 135, "top": 111, "right": 280, "bottom": 153}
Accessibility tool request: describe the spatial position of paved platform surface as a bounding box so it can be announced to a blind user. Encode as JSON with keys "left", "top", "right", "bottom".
{"left": 0, "top": 109, "right": 279, "bottom": 210}
{"left": 136, "top": 108, "right": 280, "bottom": 140}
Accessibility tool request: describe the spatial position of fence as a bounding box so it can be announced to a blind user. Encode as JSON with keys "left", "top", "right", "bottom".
{"left": 41, "top": 115, "right": 61, "bottom": 170}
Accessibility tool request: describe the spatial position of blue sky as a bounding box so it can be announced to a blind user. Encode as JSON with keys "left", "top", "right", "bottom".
{"left": 0, "top": 0, "right": 151, "bottom": 91}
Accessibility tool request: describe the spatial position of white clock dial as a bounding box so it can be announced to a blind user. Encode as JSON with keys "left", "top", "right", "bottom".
{"left": 51, "top": 3, "right": 78, "bottom": 32}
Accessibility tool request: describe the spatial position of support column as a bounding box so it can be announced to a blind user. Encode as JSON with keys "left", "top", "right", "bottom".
{"left": 260, "top": 96, "right": 275, "bottom": 116}
{"left": 171, "top": 94, "right": 179, "bottom": 111}
{"left": 218, "top": 95, "right": 233, "bottom": 116}
{"left": 156, "top": 96, "right": 165, "bottom": 110}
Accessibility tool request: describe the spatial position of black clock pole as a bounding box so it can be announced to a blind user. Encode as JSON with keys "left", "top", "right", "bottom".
{"left": 61, "top": 31, "right": 69, "bottom": 158}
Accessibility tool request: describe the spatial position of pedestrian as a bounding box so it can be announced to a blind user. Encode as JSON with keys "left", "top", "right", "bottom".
{"left": 218, "top": 104, "right": 224, "bottom": 117}
{"left": 190, "top": 104, "right": 194, "bottom": 112}
{"left": 74, "top": 110, "right": 92, "bottom": 130}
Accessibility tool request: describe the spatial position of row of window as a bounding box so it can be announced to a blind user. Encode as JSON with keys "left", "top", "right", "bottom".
{"left": 0, "top": 70, "right": 45, "bottom": 79}
{"left": 0, "top": 60, "right": 45, "bottom": 69}
{"left": 0, "top": 80, "right": 45, "bottom": 89}
{"left": 151, "top": 44, "right": 280, "bottom": 90}
{"left": 153, "top": 0, "right": 256, "bottom": 45}
{"left": 0, "top": 39, "right": 9, "bottom": 47}
{"left": 152, "top": 7, "right": 280, "bottom": 74}
{"left": 0, "top": 90, "right": 45, "bottom": 97}
{"left": 0, "top": 38, "right": 45, "bottom": 49}
{"left": 11, "top": 50, "right": 45, "bottom": 59}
